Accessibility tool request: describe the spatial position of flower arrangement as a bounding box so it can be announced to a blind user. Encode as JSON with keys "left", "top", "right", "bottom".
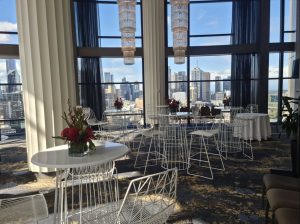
{"left": 114, "top": 97, "right": 124, "bottom": 110}
{"left": 223, "top": 96, "right": 231, "bottom": 107}
{"left": 167, "top": 98, "right": 180, "bottom": 112}
{"left": 54, "top": 101, "right": 95, "bottom": 156}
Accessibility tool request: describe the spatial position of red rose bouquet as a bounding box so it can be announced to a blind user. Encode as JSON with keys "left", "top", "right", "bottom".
{"left": 167, "top": 98, "right": 180, "bottom": 112}
{"left": 54, "top": 101, "right": 95, "bottom": 156}
{"left": 114, "top": 97, "right": 124, "bottom": 110}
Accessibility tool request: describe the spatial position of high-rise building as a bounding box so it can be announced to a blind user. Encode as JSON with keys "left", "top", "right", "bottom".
{"left": 175, "top": 71, "right": 187, "bottom": 92}
{"left": 215, "top": 76, "right": 222, "bottom": 93}
{"left": 104, "top": 72, "right": 113, "bottom": 83}
{"left": 201, "top": 72, "right": 211, "bottom": 102}
{"left": 6, "top": 59, "right": 20, "bottom": 93}
{"left": 190, "top": 67, "right": 201, "bottom": 103}
{"left": 223, "top": 76, "right": 231, "bottom": 91}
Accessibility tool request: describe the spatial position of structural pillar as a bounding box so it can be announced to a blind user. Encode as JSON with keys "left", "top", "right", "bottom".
{"left": 142, "top": 0, "right": 166, "bottom": 122}
{"left": 16, "top": 0, "right": 76, "bottom": 172}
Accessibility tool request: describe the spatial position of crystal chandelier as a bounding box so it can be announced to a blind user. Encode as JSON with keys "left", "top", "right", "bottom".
{"left": 171, "top": 0, "right": 189, "bottom": 64}
{"left": 118, "top": 0, "right": 136, "bottom": 65}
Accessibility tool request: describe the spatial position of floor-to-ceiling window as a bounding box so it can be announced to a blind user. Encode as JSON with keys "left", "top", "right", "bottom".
{"left": 0, "top": 0, "right": 24, "bottom": 138}
{"left": 166, "top": 0, "right": 296, "bottom": 123}
{"left": 74, "top": 0, "right": 144, "bottom": 121}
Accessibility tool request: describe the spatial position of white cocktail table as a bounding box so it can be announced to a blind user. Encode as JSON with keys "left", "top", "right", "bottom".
{"left": 31, "top": 141, "right": 129, "bottom": 224}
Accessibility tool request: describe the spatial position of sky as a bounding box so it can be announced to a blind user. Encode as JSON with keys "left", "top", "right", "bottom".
{"left": 0, "top": 0, "right": 295, "bottom": 90}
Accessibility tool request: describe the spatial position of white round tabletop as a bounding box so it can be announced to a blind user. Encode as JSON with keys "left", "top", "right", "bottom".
{"left": 31, "top": 141, "right": 129, "bottom": 169}
{"left": 236, "top": 113, "right": 268, "bottom": 119}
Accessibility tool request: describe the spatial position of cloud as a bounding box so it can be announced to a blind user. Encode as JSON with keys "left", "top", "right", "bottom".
{"left": 0, "top": 21, "right": 17, "bottom": 32}
{"left": 0, "top": 34, "right": 10, "bottom": 43}
{"left": 206, "top": 20, "right": 219, "bottom": 26}
{"left": 0, "top": 21, "right": 17, "bottom": 43}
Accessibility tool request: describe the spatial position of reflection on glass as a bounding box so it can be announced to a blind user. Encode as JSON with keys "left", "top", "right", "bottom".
{"left": 283, "top": 52, "right": 295, "bottom": 77}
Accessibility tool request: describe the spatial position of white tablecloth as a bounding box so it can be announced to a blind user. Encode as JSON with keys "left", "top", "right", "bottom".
{"left": 235, "top": 113, "right": 272, "bottom": 141}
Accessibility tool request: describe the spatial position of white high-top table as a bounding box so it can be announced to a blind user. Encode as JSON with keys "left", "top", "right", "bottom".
{"left": 31, "top": 141, "right": 129, "bottom": 224}
{"left": 235, "top": 113, "right": 272, "bottom": 141}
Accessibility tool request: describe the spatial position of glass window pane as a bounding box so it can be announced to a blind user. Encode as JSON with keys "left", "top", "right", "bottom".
{"left": 284, "top": 32, "right": 296, "bottom": 42}
{"left": 190, "top": 2, "right": 232, "bottom": 35}
{"left": 283, "top": 52, "right": 295, "bottom": 77}
{"left": 100, "top": 38, "right": 142, "bottom": 47}
{"left": 0, "top": 120, "right": 25, "bottom": 135}
{"left": 98, "top": 4, "right": 119, "bottom": 36}
{"left": 270, "top": 0, "right": 280, "bottom": 43}
{"left": 98, "top": 4, "right": 141, "bottom": 37}
{"left": 167, "top": 4, "right": 172, "bottom": 47}
{"left": 168, "top": 57, "right": 187, "bottom": 82}
{"left": 0, "top": 59, "right": 22, "bottom": 84}
{"left": 0, "top": 33, "right": 18, "bottom": 44}
{"left": 190, "top": 55, "right": 231, "bottom": 80}
{"left": 101, "top": 58, "right": 143, "bottom": 82}
{"left": 0, "top": 85, "right": 24, "bottom": 120}
{"left": 190, "top": 36, "right": 231, "bottom": 46}
{"left": 269, "top": 53, "right": 280, "bottom": 78}
{"left": 102, "top": 83, "right": 143, "bottom": 112}
{"left": 268, "top": 79, "right": 279, "bottom": 122}
{"left": 284, "top": 0, "right": 296, "bottom": 32}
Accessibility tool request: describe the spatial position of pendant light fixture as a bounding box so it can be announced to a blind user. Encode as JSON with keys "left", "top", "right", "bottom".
{"left": 171, "top": 0, "right": 189, "bottom": 64}
{"left": 118, "top": 0, "right": 136, "bottom": 65}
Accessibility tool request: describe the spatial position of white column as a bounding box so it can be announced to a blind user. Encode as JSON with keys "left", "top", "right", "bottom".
{"left": 16, "top": 0, "right": 76, "bottom": 172}
{"left": 142, "top": 0, "right": 166, "bottom": 121}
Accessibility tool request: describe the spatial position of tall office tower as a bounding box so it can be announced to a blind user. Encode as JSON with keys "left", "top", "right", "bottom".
{"left": 168, "top": 66, "right": 171, "bottom": 81}
{"left": 120, "top": 77, "right": 131, "bottom": 100}
{"left": 223, "top": 76, "right": 231, "bottom": 91}
{"left": 215, "top": 76, "right": 222, "bottom": 92}
{"left": 175, "top": 71, "right": 187, "bottom": 92}
{"left": 201, "top": 72, "right": 211, "bottom": 102}
{"left": 104, "top": 72, "right": 113, "bottom": 82}
{"left": 6, "top": 59, "right": 20, "bottom": 93}
{"left": 190, "top": 66, "right": 201, "bottom": 102}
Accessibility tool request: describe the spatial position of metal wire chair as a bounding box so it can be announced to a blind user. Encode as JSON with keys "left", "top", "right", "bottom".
{"left": 68, "top": 168, "right": 178, "bottom": 224}
{"left": 188, "top": 118, "right": 225, "bottom": 179}
{"left": 0, "top": 194, "right": 49, "bottom": 224}
{"left": 159, "top": 115, "right": 189, "bottom": 171}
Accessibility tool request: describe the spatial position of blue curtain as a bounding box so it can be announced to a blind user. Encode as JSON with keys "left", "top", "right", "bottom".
{"left": 74, "top": 0, "right": 103, "bottom": 119}
{"left": 231, "top": 0, "right": 260, "bottom": 107}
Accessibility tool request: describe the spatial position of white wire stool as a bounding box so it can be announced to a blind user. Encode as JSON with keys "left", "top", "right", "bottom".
{"left": 0, "top": 194, "right": 49, "bottom": 224}
{"left": 219, "top": 118, "right": 253, "bottom": 160}
{"left": 159, "top": 116, "right": 189, "bottom": 171}
{"left": 133, "top": 127, "right": 163, "bottom": 174}
{"left": 188, "top": 118, "right": 225, "bottom": 180}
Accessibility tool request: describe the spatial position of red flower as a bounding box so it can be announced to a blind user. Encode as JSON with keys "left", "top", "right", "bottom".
{"left": 61, "top": 127, "right": 79, "bottom": 142}
{"left": 85, "top": 127, "right": 95, "bottom": 141}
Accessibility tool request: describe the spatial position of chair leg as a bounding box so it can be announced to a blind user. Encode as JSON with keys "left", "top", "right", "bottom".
{"left": 262, "top": 185, "right": 266, "bottom": 209}
{"left": 265, "top": 201, "right": 270, "bottom": 224}
{"left": 271, "top": 211, "right": 275, "bottom": 224}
